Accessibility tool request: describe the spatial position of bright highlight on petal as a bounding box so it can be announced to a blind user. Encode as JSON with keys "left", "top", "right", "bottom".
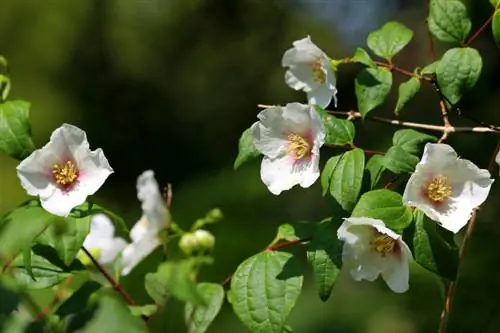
{"left": 16, "top": 123, "right": 113, "bottom": 217}
{"left": 338, "top": 217, "right": 412, "bottom": 293}
{"left": 251, "top": 103, "right": 325, "bottom": 195}
{"left": 282, "top": 36, "right": 338, "bottom": 108}
{"left": 403, "top": 143, "right": 494, "bottom": 233}
{"left": 82, "top": 214, "right": 127, "bottom": 265}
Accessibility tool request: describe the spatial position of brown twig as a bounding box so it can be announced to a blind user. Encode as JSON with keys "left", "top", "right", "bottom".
{"left": 323, "top": 143, "right": 384, "bottom": 155}
{"left": 163, "top": 183, "right": 173, "bottom": 209}
{"left": 34, "top": 275, "right": 74, "bottom": 320}
{"left": 374, "top": 61, "right": 431, "bottom": 81}
{"left": 465, "top": 10, "right": 497, "bottom": 47}
{"left": 221, "top": 238, "right": 310, "bottom": 287}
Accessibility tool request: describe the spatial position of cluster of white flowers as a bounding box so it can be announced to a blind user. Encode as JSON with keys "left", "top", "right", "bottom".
{"left": 250, "top": 37, "right": 495, "bottom": 293}
{"left": 16, "top": 124, "right": 170, "bottom": 276}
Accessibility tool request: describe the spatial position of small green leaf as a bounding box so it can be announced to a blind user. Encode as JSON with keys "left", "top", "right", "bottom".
{"left": 276, "top": 222, "right": 317, "bottom": 242}
{"left": 320, "top": 154, "right": 343, "bottom": 196}
{"left": 145, "top": 259, "right": 207, "bottom": 306}
{"left": 56, "top": 281, "right": 102, "bottom": 318}
{"left": 436, "top": 47, "right": 482, "bottom": 106}
{"left": 234, "top": 127, "right": 260, "bottom": 170}
{"left": 351, "top": 48, "right": 375, "bottom": 67}
{"left": 0, "top": 100, "right": 35, "bottom": 160}
{"left": 412, "top": 210, "right": 458, "bottom": 280}
{"left": 79, "top": 295, "right": 146, "bottom": 333}
{"left": 306, "top": 218, "right": 342, "bottom": 301}
{"left": 315, "top": 106, "right": 355, "bottom": 146}
{"left": 365, "top": 155, "right": 386, "bottom": 189}
{"left": 492, "top": 10, "right": 500, "bottom": 50}
{"left": 428, "top": 0, "right": 471, "bottom": 44}
{"left": 351, "top": 189, "right": 413, "bottom": 230}
{"left": 395, "top": 77, "right": 421, "bottom": 114}
{"left": 392, "top": 129, "right": 436, "bottom": 153}
{"left": 328, "top": 148, "right": 365, "bottom": 212}
{"left": 355, "top": 67, "right": 392, "bottom": 117}
{"left": 130, "top": 304, "right": 158, "bottom": 317}
{"left": 230, "top": 251, "right": 304, "bottom": 333}
{"left": 367, "top": 21, "right": 413, "bottom": 61}
{"left": 421, "top": 61, "right": 440, "bottom": 74}
{"left": 185, "top": 283, "right": 224, "bottom": 333}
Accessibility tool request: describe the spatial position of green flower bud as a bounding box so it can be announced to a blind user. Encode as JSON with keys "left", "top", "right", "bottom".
{"left": 194, "top": 229, "right": 215, "bottom": 251}
{"left": 179, "top": 232, "right": 199, "bottom": 255}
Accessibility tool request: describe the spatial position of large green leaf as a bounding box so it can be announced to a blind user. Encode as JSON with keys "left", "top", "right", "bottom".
{"left": 230, "top": 251, "right": 304, "bottom": 333}
{"left": 395, "top": 77, "right": 421, "bottom": 114}
{"left": 367, "top": 21, "right": 413, "bottom": 61}
{"left": 234, "top": 127, "right": 260, "bottom": 170}
{"left": 315, "top": 106, "right": 355, "bottom": 146}
{"left": 327, "top": 148, "right": 365, "bottom": 212}
{"left": 320, "top": 154, "right": 343, "bottom": 196}
{"left": 428, "top": 0, "right": 471, "bottom": 44}
{"left": 412, "top": 210, "right": 458, "bottom": 280}
{"left": 355, "top": 67, "right": 392, "bottom": 117}
{"left": 306, "top": 218, "right": 342, "bottom": 301}
{"left": 185, "top": 283, "right": 224, "bottom": 333}
{"left": 436, "top": 47, "right": 482, "bottom": 106}
{"left": 79, "top": 295, "right": 146, "bottom": 333}
{"left": 351, "top": 189, "right": 413, "bottom": 230}
{"left": 365, "top": 155, "right": 386, "bottom": 189}
{"left": 0, "top": 100, "right": 35, "bottom": 160}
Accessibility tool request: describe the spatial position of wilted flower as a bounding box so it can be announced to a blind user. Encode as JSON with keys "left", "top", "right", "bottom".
{"left": 16, "top": 124, "right": 113, "bottom": 217}
{"left": 403, "top": 143, "right": 493, "bottom": 233}
{"left": 338, "top": 217, "right": 412, "bottom": 293}
{"left": 121, "top": 170, "right": 170, "bottom": 275}
{"left": 82, "top": 214, "right": 127, "bottom": 265}
{"left": 251, "top": 103, "right": 325, "bottom": 195}
{"left": 282, "top": 36, "right": 338, "bottom": 108}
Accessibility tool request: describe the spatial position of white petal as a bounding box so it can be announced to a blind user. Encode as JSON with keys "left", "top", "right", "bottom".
{"left": 251, "top": 121, "right": 288, "bottom": 159}
{"left": 284, "top": 67, "right": 318, "bottom": 92}
{"left": 282, "top": 103, "right": 314, "bottom": 133}
{"left": 41, "top": 186, "right": 89, "bottom": 217}
{"left": 295, "top": 155, "right": 320, "bottom": 188}
{"left": 260, "top": 155, "right": 296, "bottom": 195}
{"left": 99, "top": 238, "right": 128, "bottom": 265}
{"left": 402, "top": 169, "right": 427, "bottom": 207}
{"left": 77, "top": 148, "right": 114, "bottom": 195}
{"left": 380, "top": 256, "right": 410, "bottom": 293}
{"left": 16, "top": 147, "right": 59, "bottom": 197}
{"left": 83, "top": 214, "right": 116, "bottom": 248}
{"left": 129, "top": 217, "right": 153, "bottom": 243}
{"left": 348, "top": 250, "right": 384, "bottom": 282}
{"left": 282, "top": 36, "right": 322, "bottom": 67}
{"left": 496, "top": 149, "right": 500, "bottom": 174}
{"left": 137, "top": 170, "right": 169, "bottom": 231}
{"left": 307, "top": 85, "right": 335, "bottom": 108}
{"left": 419, "top": 143, "right": 457, "bottom": 169}
{"left": 121, "top": 236, "right": 160, "bottom": 276}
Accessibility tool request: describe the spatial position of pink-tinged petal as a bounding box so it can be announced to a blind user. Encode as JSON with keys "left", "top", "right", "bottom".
{"left": 41, "top": 186, "right": 89, "bottom": 217}
{"left": 294, "top": 154, "right": 320, "bottom": 188}
{"left": 78, "top": 148, "right": 113, "bottom": 195}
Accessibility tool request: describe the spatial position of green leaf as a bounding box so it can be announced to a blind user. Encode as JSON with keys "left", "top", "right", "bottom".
{"left": 395, "top": 77, "right": 421, "bottom": 114}
{"left": 79, "top": 295, "right": 146, "bottom": 333}
{"left": 320, "top": 154, "right": 343, "bottom": 196}
{"left": 365, "top": 155, "right": 386, "bottom": 189}
{"left": 436, "top": 47, "right": 482, "bottom": 106}
{"left": 56, "top": 281, "right": 101, "bottom": 318}
{"left": 351, "top": 189, "right": 413, "bottom": 230}
{"left": 315, "top": 106, "right": 355, "bottom": 146}
{"left": 185, "top": 283, "right": 224, "bottom": 333}
{"left": 351, "top": 48, "right": 375, "bottom": 67}
{"left": 367, "top": 21, "right": 413, "bottom": 61}
{"left": 0, "top": 283, "right": 19, "bottom": 330}
{"left": 428, "top": 0, "right": 471, "bottom": 44}
{"left": 234, "top": 127, "right": 260, "bottom": 170}
{"left": 0, "top": 201, "right": 52, "bottom": 257}
{"left": 355, "top": 67, "right": 392, "bottom": 117}
{"left": 306, "top": 218, "right": 342, "bottom": 301}
{"left": 328, "top": 148, "right": 365, "bottom": 211}
{"left": 230, "top": 251, "right": 304, "bottom": 333}
{"left": 421, "top": 61, "right": 440, "bottom": 74}
{"left": 383, "top": 129, "right": 436, "bottom": 174}
{"left": 0, "top": 100, "right": 35, "bottom": 160}
{"left": 276, "top": 221, "right": 317, "bottom": 242}
{"left": 491, "top": 0, "right": 500, "bottom": 7}
{"left": 412, "top": 210, "right": 458, "bottom": 280}
{"left": 130, "top": 304, "right": 158, "bottom": 317}
{"left": 145, "top": 259, "right": 206, "bottom": 306}
{"left": 492, "top": 10, "right": 500, "bottom": 50}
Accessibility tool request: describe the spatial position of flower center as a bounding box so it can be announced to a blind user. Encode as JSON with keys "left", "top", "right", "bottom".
{"left": 371, "top": 233, "right": 397, "bottom": 256}
{"left": 425, "top": 175, "right": 452, "bottom": 203}
{"left": 287, "top": 133, "right": 311, "bottom": 160}
{"left": 309, "top": 60, "right": 326, "bottom": 84}
{"left": 52, "top": 160, "right": 78, "bottom": 187}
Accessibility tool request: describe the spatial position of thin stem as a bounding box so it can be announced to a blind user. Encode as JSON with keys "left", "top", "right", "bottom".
{"left": 374, "top": 61, "right": 431, "bottom": 81}
{"left": 81, "top": 246, "right": 138, "bottom": 307}
{"left": 465, "top": 10, "right": 496, "bottom": 47}
{"left": 323, "top": 143, "right": 384, "bottom": 155}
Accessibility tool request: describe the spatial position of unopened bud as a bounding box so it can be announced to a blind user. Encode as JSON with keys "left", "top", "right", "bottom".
{"left": 194, "top": 229, "right": 215, "bottom": 251}
{"left": 179, "top": 233, "right": 199, "bottom": 255}
{"left": 207, "top": 208, "right": 223, "bottom": 221}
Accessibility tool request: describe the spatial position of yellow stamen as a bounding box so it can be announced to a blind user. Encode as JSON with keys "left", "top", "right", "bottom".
{"left": 426, "top": 175, "right": 452, "bottom": 203}
{"left": 309, "top": 60, "right": 326, "bottom": 84}
{"left": 52, "top": 160, "right": 78, "bottom": 186}
{"left": 371, "top": 233, "right": 397, "bottom": 256}
{"left": 287, "top": 133, "right": 311, "bottom": 160}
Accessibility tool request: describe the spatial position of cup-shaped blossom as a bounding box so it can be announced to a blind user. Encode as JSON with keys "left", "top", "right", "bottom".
{"left": 282, "top": 36, "right": 338, "bottom": 108}
{"left": 338, "top": 217, "right": 412, "bottom": 293}
{"left": 251, "top": 103, "right": 325, "bottom": 195}
{"left": 16, "top": 124, "right": 113, "bottom": 217}
{"left": 82, "top": 214, "right": 127, "bottom": 265}
{"left": 121, "top": 170, "right": 170, "bottom": 275}
{"left": 403, "top": 143, "right": 493, "bottom": 233}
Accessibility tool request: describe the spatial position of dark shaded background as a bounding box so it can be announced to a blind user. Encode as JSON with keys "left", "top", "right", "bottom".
{"left": 1, "top": 0, "right": 500, "bottom": 332}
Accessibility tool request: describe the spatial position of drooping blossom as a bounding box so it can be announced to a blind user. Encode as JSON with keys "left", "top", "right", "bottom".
{"left": 82, "top": 214, "right": 127, "bottom": 265}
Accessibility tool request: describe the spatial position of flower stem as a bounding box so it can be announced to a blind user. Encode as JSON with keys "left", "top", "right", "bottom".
{"left": 465, "top": 9, "right": 497, "bottom": 47}
{"left": 323, "top": 143, "right": 384, "bottom": 155}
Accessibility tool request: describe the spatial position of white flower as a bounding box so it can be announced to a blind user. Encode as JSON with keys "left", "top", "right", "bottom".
{"left": 403, "top": 143, "right": 493, "bottom": 233}
{"left": 121, "top": 170, "right": 169, "bottom": 276}
{"left": 16, "top": 124, "right": 113, "bottom": 217}
{"left": 282, "top": 36, "right": 338, "bottom": 108}
{"left": 496, "top": 149, "right": 500, "bottom": 175}
{"left": 338, "top": 217, "right": 412, "bottom": 293}
{"left": 82, "top": 214, "right": 127, "bottom": 264}
{"left": 251, "top": 103, "right": 325, "bottom": 195}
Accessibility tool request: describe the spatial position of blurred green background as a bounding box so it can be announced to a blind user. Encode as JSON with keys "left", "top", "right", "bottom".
{"left": 1, "top": 0, "right": 500, "bottom": 332}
